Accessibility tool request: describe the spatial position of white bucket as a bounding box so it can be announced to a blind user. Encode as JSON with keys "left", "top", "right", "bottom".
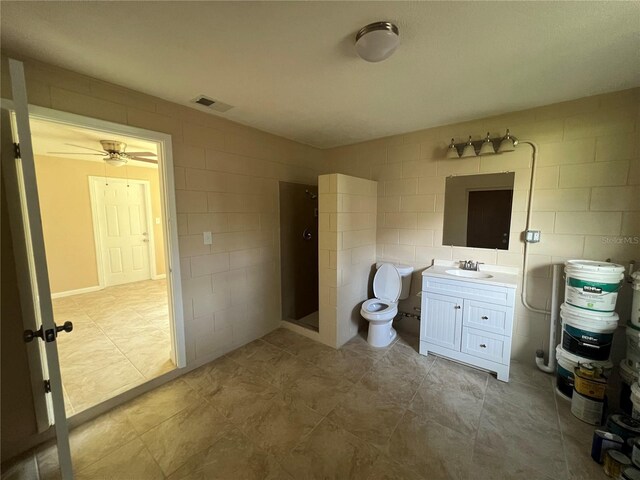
{"left": 621, "top": 361, "right": 640, "bottom": 386}
{"left": 555, "top": 345, "right": 613, "bottom": 398}
{"left": 572, "top": 389, "right": 604, "bottom": 425}
{"left": 632, "top": 272, "right": 640, "bottom": 328}
{"left": 626, "top": 324, "right": 640, "bottom": 371}
{"left": 564, "top": 260, "right": 625, "bottom": 314}
{"left": 560, "top": 303, "right": 618, "bottom": 361}
{"left": 631, "top": 382, "right": 640, "bottom": 420}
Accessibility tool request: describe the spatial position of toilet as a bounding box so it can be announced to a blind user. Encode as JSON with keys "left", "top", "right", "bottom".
{"left": 361, "top": 262, "right": 414, "bottom": 347}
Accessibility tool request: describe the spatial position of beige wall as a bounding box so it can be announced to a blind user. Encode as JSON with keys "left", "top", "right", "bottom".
{"left": 1, "top": 51, "right": 325, "bottom": 442}
{"left": 34, "top": 155, "right": 165, "bottom": 293}
{"left": 324, "top": 88, "right": 640, "bottom": 361}
{"left": 318, "top": 174, "right": 377, "bottom": 348}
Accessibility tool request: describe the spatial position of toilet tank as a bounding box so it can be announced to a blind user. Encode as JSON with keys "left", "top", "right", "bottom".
{"left": 375, "top": 262, "right": 414, "bottom": 300}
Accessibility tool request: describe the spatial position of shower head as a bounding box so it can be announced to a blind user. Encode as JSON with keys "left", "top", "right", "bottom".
{"left": 305, "top": 189, "right": 317, "bottom": 199}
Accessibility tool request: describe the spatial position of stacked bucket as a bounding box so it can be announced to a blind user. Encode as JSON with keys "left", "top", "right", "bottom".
{"left": 621, "top": 272, "right": 640, "bottom": 418}
{"left": 554, "top": 260, "right": 625, "bottom": 425}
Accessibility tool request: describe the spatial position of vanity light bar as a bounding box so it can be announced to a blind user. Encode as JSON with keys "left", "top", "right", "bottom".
{"left": 446, "top": 129, "right": 518, "bottom": 159}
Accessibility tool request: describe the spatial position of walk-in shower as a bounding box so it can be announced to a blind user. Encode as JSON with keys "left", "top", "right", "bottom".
{"left": 279, "top": 181, "right": 319, "bottom": 330}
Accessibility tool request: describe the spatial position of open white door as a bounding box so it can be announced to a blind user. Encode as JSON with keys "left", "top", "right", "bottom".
{"left": 1, "top": 58, "right": 74, "bottom": 479}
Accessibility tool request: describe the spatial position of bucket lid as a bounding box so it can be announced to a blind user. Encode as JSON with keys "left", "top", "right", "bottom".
{"left": 565, "top": 259, "right": 625, "bottom": 273}
{"left": 608, "top": 450, "right": 632, "bottom": 465}
{"left": 555, "top": 345, "right": 613, "bottom": 369}
{"left": 620, "top": 361, "right": 640, "bottom": 385}
{"left": 561, "top": 302, "right": 620, "bottom": 322}
{"left": 373, "top": 263, "right": 401, "bottom": 303}
{"left": 622, "top": 468, "right": 640, "bottom": 480}
{"left": 610, "top": 414, "right": 640, "bottom": 434}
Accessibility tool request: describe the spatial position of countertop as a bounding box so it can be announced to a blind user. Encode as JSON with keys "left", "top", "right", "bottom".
{"left": 422, "top": 261, "right": 519, "bottom": 289}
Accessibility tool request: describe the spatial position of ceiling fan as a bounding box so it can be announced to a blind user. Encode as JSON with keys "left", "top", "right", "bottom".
{"left": 48, "top": 140, "right": 157, "bottom": 167}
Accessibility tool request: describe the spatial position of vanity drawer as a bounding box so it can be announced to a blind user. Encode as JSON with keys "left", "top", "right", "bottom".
{"left": 461, "top": 327, "right": 509, "bottom": 365}
{"left": 422, "top": 276, "right": 512, "bottom": 306}
{"left": 463, "top": 301, "right": 512, "bottom": 335}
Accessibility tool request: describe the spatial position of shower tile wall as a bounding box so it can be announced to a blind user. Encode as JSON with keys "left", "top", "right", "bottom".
{"left": 322, "top": 88, "right": 640, "bottom": 361}
{"left": 318, "top": 174, "right": 377, "bottom": 348}
{"left": 279, "top": 181, "right": 319, "bottom": 326}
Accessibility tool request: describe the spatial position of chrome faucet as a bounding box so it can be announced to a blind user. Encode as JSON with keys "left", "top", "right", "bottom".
{"left": 460, "top": 260, "right": 482, "bottom": 271}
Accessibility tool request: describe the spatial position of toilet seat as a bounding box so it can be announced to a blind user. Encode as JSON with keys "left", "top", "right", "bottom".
{"left": 361, "top": 298, "right": 398, "bottom": 321}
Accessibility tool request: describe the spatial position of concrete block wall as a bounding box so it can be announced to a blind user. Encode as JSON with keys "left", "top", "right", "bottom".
{"left": 322, "top": 88, "right": 640, "bottom": 361}
{"left": 318, "top": 174, "right": 377, "bottom": 348}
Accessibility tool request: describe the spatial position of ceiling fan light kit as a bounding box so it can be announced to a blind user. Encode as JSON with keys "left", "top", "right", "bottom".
{"left": 47, "top": 139, "right": 158, "bottom": 166}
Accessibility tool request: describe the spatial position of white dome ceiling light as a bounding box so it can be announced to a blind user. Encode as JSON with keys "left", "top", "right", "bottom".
{"left": 355, "top": 22, "right": 399, "bottom": 63}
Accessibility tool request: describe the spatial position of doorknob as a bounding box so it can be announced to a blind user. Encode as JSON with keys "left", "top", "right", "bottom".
{"left": 24, "top": 321, "right": 73, "bottom": 343}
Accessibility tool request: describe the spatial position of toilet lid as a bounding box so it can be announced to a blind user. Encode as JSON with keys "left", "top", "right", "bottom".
{"left": 373, "top": 263, "right": 402, "bottom": 303}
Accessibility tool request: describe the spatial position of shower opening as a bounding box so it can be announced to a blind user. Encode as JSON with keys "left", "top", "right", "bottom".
{"left": 279, "top": 181, "right": 319, "bottom": 331}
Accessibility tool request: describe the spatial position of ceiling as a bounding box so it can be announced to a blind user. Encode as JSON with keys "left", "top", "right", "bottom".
{"left": 2, "top": 2, "right": 639, "bottom": 148}
{"left": 31, "top": 118, "right": 158, "bottom": 168}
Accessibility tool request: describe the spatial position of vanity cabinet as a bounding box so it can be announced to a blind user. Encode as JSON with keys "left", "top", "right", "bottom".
{"left": 420, "top": 273, "right": 516, "bottom": 382}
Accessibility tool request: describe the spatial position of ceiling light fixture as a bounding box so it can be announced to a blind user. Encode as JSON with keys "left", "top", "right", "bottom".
{"left": 104, "top": 153, "right": 127, "bottom": 167}
{"left": 446, "top": 138, "right": 460, "bottom": 159}
{"left": 498, "top": 128, "right": 518, "bottom": 153}
{"left": 355, "top": 22, "right": 400, "bottom": 62}
{"left": 478, "top": 132, "right": 496, "bottom": 156}
{"left": 461, "top": 136, "right": 476, "bottom": 158}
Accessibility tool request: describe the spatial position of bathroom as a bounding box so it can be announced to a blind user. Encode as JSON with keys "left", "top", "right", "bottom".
{"left": 1, "top": 3, "right": 639, "bottom": 479}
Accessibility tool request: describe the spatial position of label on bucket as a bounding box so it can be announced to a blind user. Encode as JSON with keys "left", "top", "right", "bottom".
{"left": 566, "top": 278, "right": 621, "bottom": 313}
{"left": 557, "top": 364, "right": 575, "bottom": 397}
{"left": 562, "top": 324, "right": 613, "bottom": 361}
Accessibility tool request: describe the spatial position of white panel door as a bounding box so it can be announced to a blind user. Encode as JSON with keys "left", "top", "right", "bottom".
{"left": 422, "top": 292, "right": 463, "bottom": 351}
{"left": 2, "top": 59, "right": 73, "bottom": 479}
{"left": 94, "top": 180, "right": 151, "bottom": 286}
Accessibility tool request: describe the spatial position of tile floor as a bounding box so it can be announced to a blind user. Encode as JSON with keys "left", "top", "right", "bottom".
{"left": 52, "top": 279, "right": 174, "bottom": 414}
{"left": 17, "top": 328, "right": 607, "bottom": 479}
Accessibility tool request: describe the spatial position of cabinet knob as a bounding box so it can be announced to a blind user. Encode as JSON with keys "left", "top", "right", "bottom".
{"left": 481, "top": 316, "right": 488, "bottom": 320}
{"left": 454, "top": 305, "right": 461, "bottom": 310}
{"left": 480, "top": 344, "right": 487, "bottom": 348}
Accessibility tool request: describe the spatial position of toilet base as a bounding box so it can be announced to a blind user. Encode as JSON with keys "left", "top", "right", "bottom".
{"left": 367, "top": 321, "right": 397, "bottom": 348}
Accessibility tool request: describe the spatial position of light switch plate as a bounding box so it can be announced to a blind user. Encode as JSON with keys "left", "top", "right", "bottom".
{"left": 203, "top": 231, "right": 213, "bottom": 245}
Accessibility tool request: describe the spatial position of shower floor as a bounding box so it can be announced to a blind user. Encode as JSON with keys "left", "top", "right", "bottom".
{"left": 288, "top": 311, "right": 319, "bottom": 331}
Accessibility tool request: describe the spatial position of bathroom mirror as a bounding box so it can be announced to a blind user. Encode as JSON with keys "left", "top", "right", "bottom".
{"left": 442, "top": 172, "right": 515, "bottom": 250}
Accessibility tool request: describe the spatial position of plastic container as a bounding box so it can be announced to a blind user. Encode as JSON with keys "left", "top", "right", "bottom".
{"left": 627, "top": 324, "right": 640, "bottom": 370}
{"left": 560, "top": 304, "right": 618, "bottom": 360}
{"left": 572, "top": 390, "right": 605, "bottom": 425}
{"left": 632, "top": 383, "right": 640, "bottom": 420}
{"left": 621, "top": 362, "right": 640, "bottom": 416}
{"left": 564, "top": 260, "right": 625, "bottom": 314}
{"left": 621, "top": 467, "right": 640, "bottom": 480}
{"left": 555, "top": 345, "right": 613, "bottom": 399}
{"left": 633, "top": 272, "right": 640, "bottom": 328}
{"left": 607, "top": 415, "right": 640, "bottom": 443}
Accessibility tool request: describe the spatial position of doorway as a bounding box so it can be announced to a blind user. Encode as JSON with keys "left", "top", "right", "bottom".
{"left": 8, "top": 106, "right": 186, "bottom": 420}
{"left": 466, "top": 189, "right": 513, "bottom": 249}
{"left": 279, "top": 181, "right": 319, "bottom": 331}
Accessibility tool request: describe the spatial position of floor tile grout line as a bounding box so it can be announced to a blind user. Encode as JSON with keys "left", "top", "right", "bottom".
{"left": 552, "top": 381, "right": 573, "bottom": 480}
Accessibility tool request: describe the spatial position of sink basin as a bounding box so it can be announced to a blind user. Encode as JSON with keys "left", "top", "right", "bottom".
{"left": 445, "top": 269, "right": 493, "bottom": 279}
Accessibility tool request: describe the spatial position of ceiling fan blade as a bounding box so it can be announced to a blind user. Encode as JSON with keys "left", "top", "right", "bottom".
{"left": 129, "top": 156, "right": 158, "bottom": 164}
{"left": 48, "top": 151, "right": 105, "bottom": 155}
{"left": 125, "top": 151, "right": 157, "bottom": 157}
{"left": 64, "top": 143, "right": 107, "bottom": 154}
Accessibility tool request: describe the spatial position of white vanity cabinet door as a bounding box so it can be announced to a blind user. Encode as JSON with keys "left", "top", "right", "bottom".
{"left": 421, "top": 292, "right": 463, "bottom": 351}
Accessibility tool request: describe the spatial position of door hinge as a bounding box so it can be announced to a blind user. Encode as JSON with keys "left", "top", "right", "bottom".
{"left": 13, "top": 142, "right": 20, "bottom": 158}
{"left": 44, "top": 379, "right": 51, "bottom": 393}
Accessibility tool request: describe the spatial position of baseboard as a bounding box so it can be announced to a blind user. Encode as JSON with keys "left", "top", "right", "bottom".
{"left": 152, "top": 274, "right": 166, "bottom": 280}
{"left": 51, "top": 285, "right": 102, "bottom": 299}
